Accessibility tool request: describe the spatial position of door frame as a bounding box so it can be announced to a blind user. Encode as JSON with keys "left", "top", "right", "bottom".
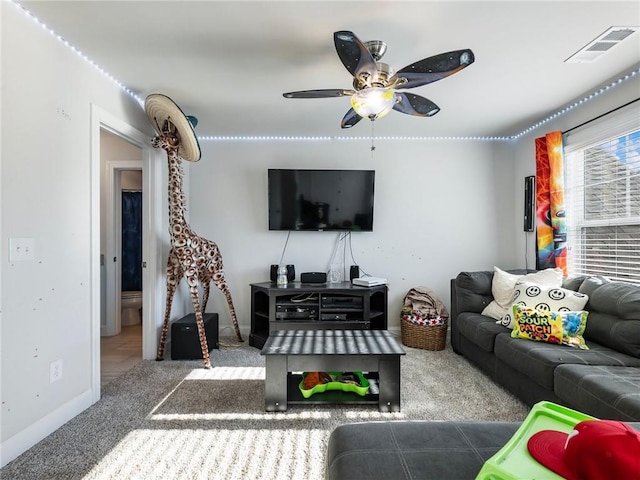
{"left": 90, "top": 104, "right": 162, "bottom": 402}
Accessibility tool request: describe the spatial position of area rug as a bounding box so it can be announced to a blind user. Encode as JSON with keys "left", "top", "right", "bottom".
{"left": 1, "top": 338, "right": 529, "bottom": 479}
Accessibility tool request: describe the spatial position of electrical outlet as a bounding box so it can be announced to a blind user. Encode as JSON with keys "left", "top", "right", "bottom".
{"left": 50, "top": 360, "right": 63, "bottom": 383}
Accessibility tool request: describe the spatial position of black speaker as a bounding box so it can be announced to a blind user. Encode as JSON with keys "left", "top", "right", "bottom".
{"left": 350, "top": 265, "right": 360, "bottom": 281}
{"left": 524, "top": 176, "right": 535, "bottom": 232}
{"left": 171, "top": 313, "right": 219, "bottom": 359}
{"left": 270, "top": 264, "right": 295, "bottom": 282}
{"left": 300, "top": 272, "right": 327, "bottom": 284}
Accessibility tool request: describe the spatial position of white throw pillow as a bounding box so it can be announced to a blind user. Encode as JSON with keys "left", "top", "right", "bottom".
{"left": 482, "top": 300, "right": 508, "bottom": 320}
{"left": 523, "top": 268, "right": 564, "bottom": 288}
{"left": 498, "top": 281, "right": 589, "bottom": 329}
{"left": 481, "top": 267, "right": 564, "bottom": 320}
{"left": 491, "top": 267, "right": 524, "bottom": 308}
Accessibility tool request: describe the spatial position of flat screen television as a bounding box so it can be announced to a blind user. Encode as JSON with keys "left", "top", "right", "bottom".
{"left": 268, "top": 169, "right": 375, "bottom": 231}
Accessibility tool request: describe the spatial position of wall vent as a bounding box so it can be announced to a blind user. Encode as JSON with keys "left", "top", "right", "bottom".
{"left": 565, "top": 26, "right": 639, "bottom": 63}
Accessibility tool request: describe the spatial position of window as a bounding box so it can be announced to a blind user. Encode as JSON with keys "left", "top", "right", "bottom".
{"left": 564, "top": 103, "right": 640, "bottom": 284}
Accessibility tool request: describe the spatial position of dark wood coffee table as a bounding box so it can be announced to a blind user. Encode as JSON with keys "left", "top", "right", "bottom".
{"left": 260, "top": 329, "right": 405, "bottom": 412}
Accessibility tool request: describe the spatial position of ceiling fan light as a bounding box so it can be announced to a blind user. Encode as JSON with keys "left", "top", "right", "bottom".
{"left": 350, "top": 88, "right": 396, "bottom": 120}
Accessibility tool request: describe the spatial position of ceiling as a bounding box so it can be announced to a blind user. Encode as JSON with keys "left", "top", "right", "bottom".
{"left": 16, "top": 1, "right": 640, "bottom": 139}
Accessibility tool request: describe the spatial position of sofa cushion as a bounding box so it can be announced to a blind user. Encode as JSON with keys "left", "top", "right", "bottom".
{"left": 578, "top": 275, "right": 611, "bottom": 298}
{"left": 555, "top": 364, "right": 640, "bottom": 422}
{"left": 554, "top": 310, "right": 589, "bottom": 350}
{"left": 562, "top": 275, "right": 590, "bottom": 292}
{"left": 454, "top": 270, "right": 532, "bottom": 316}
{"left": 511, "top": 307, "right": 563, "bottom": 345}
{"left": 326, "top": 421, "right": 521, "bottom": 480}
{"left": 583, "top": 282, "right": 640, "bottom": 358}
{"left": 457, "top": 312, "right": 509, "bottom": 352}
{"left": 499, "top": 282, "right": 589, "bottom": 329}
{"left": 482, "top": 267, "right": 563, "bottom": 320}
{"left": 454, "top": 271, "right": 494, "bottom": 314}
{"left": 494, "top": 333, "right": 640, "bottom": 391}
{"left": 589, "top": 281, "right": 640, "bottom": 319}
{"left": 509, "top": 307, "right": 589, "bottom": 350}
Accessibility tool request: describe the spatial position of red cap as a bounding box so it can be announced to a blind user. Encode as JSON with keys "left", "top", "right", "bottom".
{"left": 527, "top": 420, "right": 640, "bottom": 480}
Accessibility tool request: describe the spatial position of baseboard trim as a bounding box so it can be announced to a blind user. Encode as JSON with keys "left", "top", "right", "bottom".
{"left": 388, "top": 325, "right": 400, "bottom": 337}
{"left": 1, "top": 389, "right": 94, "bottom": 467}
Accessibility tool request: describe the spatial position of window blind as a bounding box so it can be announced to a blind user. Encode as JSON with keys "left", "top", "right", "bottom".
{"left": 563, "top": 102, "right": 640, "bottom": 284}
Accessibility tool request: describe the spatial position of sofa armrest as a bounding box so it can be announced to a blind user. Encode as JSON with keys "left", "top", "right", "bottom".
{"left": 451, "top": 271, "right": 494, "bottom": 317}
{"left": 450, "top": 271, "right": 494, "bottom": 354}
{"left": 450, "top": 269, "right": 532, "bottom": 354}
{"left": 451, "top": 269, "right": 533, "bottom": 318}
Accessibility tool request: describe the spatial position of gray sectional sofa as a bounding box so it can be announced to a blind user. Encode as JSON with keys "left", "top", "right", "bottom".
{"left": 325, "top": 271, "right": 640, "bottom": 480}
{"left": 450, "top": 269, "right": 640, "bottom": 421}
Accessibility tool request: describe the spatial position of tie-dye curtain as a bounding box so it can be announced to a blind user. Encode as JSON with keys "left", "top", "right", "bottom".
{"left": 535, "top": 131, "right": 567, "bottom": 275}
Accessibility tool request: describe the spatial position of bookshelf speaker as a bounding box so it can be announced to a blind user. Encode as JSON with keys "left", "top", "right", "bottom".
{"left": 524, "top": 175, "right": 535, "bottom": 232}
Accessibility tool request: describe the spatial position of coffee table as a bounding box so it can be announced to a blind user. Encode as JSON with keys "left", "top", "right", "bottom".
{"left": 260, "top": 329, "right": 406, "bottom": 412}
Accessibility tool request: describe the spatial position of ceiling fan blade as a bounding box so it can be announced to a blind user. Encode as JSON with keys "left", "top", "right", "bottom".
{"left": 393, "top": 92, "right": 440, "bottom": 117}
{"left": 391, "top": 49, "right": 475, "bottom": 89}
{"left": 341, "top": 108, "right": 363, "bottom": 128}
{"left": 283, "top": 89, "right": 354, "bottom": 99}
{"left": 334, "top": 31, "right": 378, "bottom": 80}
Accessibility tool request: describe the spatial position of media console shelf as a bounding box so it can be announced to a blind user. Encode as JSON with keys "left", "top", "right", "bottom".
{"left": 249, "top": 281, "right": 388, "bottom": 349}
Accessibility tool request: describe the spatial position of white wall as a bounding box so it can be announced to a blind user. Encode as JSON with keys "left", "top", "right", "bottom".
{"left": 188, "top": 137, "right": 519, "bottom": 330}
{"left": 0, "top": 3, "right": 152, "bottom": 465}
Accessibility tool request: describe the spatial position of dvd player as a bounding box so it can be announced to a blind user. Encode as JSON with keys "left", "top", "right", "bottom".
{"left": 275, "top": 305, "right": 317, "bottom": 319}
{"left": 321, "top": 296, "right": 363, "bottom": 308}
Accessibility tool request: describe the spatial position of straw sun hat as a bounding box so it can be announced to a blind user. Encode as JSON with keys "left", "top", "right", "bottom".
{"left": 144, "top": 93, "right": 201, "bottom": 162}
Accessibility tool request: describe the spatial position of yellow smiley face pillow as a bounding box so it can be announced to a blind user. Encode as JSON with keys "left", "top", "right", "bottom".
{"left": 511, "top": 305, "right": 563, "bottom": 344}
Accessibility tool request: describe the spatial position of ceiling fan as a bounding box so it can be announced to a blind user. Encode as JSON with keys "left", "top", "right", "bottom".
{"left": 283, "top": 31, "right": 475, "bottom": 128}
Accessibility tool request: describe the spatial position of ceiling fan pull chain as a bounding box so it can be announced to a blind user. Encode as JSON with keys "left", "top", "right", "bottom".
{"left": 370, "top": 121, "right": 376, "bottom": 156}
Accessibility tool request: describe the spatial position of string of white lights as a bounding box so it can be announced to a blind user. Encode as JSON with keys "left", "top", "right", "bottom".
{"left": 12, "top": 1, "right": 145, "bottom": 106}
{"left": 13, "top": 0, "right": 639, "bottom": 143}
{"left": 197, "top": 135, "right": 511, "bottom": 141}
{"left": 511, "top": 68, "right": 639, "bottom": 140}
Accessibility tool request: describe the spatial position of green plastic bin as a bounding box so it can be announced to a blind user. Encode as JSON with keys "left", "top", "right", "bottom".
{"left": 298, "top": 371, "right": 369, "bottom": 398}
{"left": 476, "top": 401, "right": 595, "bottom": 480}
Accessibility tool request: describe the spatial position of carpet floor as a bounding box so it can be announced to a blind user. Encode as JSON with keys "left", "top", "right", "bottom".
{"left": 1, "top": 337, "right": 529, "bottom": 479}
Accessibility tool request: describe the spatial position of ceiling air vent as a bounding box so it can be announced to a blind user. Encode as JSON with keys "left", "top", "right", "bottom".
{"left": 565, "top": 26, "right": 639, "bottom": 63}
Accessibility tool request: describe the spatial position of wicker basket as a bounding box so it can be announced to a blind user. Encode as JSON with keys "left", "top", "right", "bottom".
{"left": 400, "top": 317, "right": 448, "bottom": 351}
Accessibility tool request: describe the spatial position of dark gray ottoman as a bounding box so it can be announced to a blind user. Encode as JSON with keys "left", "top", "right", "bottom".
{"left": 325, "top": 421, "right": 520, "bottom": 480}
{"left": 326, "top": 418, "right": 640, "bottom": 479}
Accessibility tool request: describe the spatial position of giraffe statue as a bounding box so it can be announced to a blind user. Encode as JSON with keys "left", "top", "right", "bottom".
{"left": 145, "top": 94, "right": 243, "bottom": 369}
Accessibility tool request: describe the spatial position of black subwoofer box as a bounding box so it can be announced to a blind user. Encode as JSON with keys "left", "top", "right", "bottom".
{"left": 171, "top": 313, "right": 219, "bottom": 360}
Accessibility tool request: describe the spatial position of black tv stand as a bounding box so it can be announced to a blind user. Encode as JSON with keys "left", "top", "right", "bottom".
{"left": 249, "top": 281, "right": 388, "bottom": 349}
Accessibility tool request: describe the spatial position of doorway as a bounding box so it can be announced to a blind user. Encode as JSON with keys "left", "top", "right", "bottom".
{"left": 91, "top": 104, "right": 162, "bottom": 402}
{"left": 100, "top": 132, "right": 144, "bottom": 386}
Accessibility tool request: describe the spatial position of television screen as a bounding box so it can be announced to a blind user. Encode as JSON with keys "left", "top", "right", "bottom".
{"left": 268, "top": 169, "right": 375, "bottom": 231}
